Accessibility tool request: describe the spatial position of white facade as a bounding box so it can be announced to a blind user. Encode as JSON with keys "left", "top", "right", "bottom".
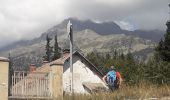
{"left": 63, "top": 55, "right": 106, "bottom": 94}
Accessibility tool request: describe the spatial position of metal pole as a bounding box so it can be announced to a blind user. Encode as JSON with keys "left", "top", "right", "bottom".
{"left": 70, "top": 24, "right": 74, "bottom": 94}
{"left": 68, "top": 21, "right": 74, "bottom": 94}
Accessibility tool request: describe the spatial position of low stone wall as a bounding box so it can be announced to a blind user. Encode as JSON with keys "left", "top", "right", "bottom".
{"left": 0, "top": 56, "right": 64, "bottom": 100}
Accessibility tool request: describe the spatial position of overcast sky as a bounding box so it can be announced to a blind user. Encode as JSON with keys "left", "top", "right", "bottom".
{"left": 0, "top": 0, "right": 169, "bottom": 48}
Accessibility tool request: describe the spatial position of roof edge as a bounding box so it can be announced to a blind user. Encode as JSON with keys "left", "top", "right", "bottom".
{"left": 74, "top": 51, "right": 104, "bottom": 77}
{"left": 0, "top": 57, "right": 9, "bottom": 62}
{"left": 50, "top": 63, "right": 64, "bottom": 66}
{"left": 50, "top": 62, "right": 64, "bottom": 66}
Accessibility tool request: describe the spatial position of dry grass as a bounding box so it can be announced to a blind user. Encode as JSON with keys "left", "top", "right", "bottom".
{"left": 64, "top": 82, "right": 170, "bottom": 100}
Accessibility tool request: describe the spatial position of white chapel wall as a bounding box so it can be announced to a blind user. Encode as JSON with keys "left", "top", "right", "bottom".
{"left": 63, "top": 55, "right": 106, "bottom": 94}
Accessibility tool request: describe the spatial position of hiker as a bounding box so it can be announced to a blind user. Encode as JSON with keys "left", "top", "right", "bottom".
{"left": 102, "top": 65, "right": 122, "bottom": 91}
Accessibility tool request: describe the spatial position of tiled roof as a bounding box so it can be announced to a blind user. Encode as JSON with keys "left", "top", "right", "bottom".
{"left": 35, "top": 51, "right": 104, "bottom": 77}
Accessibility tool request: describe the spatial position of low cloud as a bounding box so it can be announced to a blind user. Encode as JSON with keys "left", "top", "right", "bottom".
{"left": 115, "top": 21, "right": 135, "bottom": 31}
{"left": 0, "top": 0, "right": 169, "bottom": 48}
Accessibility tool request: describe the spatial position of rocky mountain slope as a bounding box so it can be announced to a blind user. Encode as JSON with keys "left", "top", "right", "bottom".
{"left": 0, "top": 18, "right": 163, "bottom": 70}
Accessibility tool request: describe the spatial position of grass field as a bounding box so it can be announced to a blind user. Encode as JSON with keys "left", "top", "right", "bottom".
{"left": 64, "top": 82, "right": 170, "bottom": 100}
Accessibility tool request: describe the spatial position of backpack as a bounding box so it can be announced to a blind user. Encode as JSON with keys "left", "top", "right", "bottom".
{"left": 107, "top": 70, "right": 117, "bottom": 86}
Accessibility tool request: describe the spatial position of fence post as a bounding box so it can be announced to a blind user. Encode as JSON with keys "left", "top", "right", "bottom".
{"left": 0, "top": 57, "right": 9, "bottom": 100}
{"left": 50, "top": 61, "right": 63, "bottom": 100}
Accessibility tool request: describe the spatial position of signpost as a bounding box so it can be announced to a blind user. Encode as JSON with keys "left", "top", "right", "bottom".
{"left": 67, "top": 21, "right": 74, "bottom": 94}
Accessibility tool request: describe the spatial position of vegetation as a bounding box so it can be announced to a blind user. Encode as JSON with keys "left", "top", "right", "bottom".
{"left": 86, "top": 20, "right": 170, "bottom": 86}
{"left": 43, "top": 34, "right": 61, "bottom": 62}
{"left": 152, "top": 20, "right": 170, "bottom": 84}
{"left": 155, "top": 21, "right": 170, "bottom": 62}
{"left": 64, "top": 83, "right": 170, "bottom": 100}
{"left": 52, "top": 35, "right": 61, "bottom": 60}
{"left": 86, "top": 51, "right": 146, "bottom": 85}
{"left": 43, "top": 35, "right": 53, "bottom": 62}
{"left": 86, "top": 49, "right": 169, "bottom": 85}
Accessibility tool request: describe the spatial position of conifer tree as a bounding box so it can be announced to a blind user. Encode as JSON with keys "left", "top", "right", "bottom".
{"left": 43, "top": 35, "right": 53, "bottom": 62}
{"left": 53, "top": 35, "right": 61, "bottom": 60}
{"left": 155, "top": 20, "right": 170, "bottom": 62}
{"left": 120, "top": 52, "right": 125, "bottom": 60}
{"left": 113, "top": 50, "right": 118, "bottom": 59}
{"left": 152, "top": 7, "right": 170, "bottom": 84}
{"left": 106, "top": 53, "right": 111, "bottom": 60}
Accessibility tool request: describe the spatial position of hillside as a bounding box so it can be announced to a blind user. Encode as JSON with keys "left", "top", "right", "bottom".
{"left": 0, "top": 18, "right": 162, "bottom": 70}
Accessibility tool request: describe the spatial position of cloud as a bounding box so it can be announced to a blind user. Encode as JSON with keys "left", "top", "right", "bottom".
{"left": 0, "top": 0, "right": 169, "bottom": 48}
{"left": 0, "top": 0, "right": 69, "bottom": 47}
{"left": 66, "top": 0, "right": 169, "bottom": 30}
{"left": 115, "top": 21, "right": 135, "bottom": 31}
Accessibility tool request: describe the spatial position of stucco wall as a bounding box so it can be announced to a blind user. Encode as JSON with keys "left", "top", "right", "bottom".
{"left": 51, "top": 64, "right": 63, "bottom": 99}
{"left": 63, "top": 55, "right": 106, "bottom": 94}
{"left": 0, "top": 58, "right": 9, "bottom": 100}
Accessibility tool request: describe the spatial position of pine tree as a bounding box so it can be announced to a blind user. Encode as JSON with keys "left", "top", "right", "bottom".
{"left": 43, "top": 35, "right": 53, "bottom": 62}
{"left": 106, "top": 53, "right": 111, "bottom": 60}
{"left": 120, "top": 52, "right": 125, "bottom": 60}
{"left": 124, "top": 52, "right": 140, "bottom": 84}
{"left": 152, "top": 13, "right": 170, "bottom": 84}
{"left": 53, "top": 35, "right": 61, "bottom": 60}
{"left": 155, "top": 20, "right": 170, "bottom": 62}
{"left": 113, "top": 50, "right": 118, "bottom": 59}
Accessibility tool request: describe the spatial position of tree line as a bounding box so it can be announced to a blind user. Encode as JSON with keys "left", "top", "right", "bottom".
{"left": 86, "top": 21, "right": 170, "bottom": 85}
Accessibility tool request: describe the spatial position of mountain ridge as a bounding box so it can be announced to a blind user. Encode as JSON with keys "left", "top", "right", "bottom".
{"left": 0, "top": 18, "right": 164, "bottom": 53}
{"left": 0, "top": 18, "right": 163, "bottom": 70}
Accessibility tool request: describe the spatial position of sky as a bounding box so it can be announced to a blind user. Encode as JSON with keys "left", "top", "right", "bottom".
{"left": 0, "top": 0, "right": 169, "bottom": 48}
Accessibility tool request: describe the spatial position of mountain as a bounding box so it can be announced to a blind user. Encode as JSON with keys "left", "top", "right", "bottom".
{"left": 0, "top": 18, "right": 164, "bottom": 52}
{"left": 0, "top": 18, "right": 163, "bottom": 70}
{"left": 57, "top": 18, "right": 164, "bottom": 41}
{"left": 131, "top": 30, "right": 164, "bottom": 42}
{"left": 61, "top": 18, "right": 123, "bottom": 35}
